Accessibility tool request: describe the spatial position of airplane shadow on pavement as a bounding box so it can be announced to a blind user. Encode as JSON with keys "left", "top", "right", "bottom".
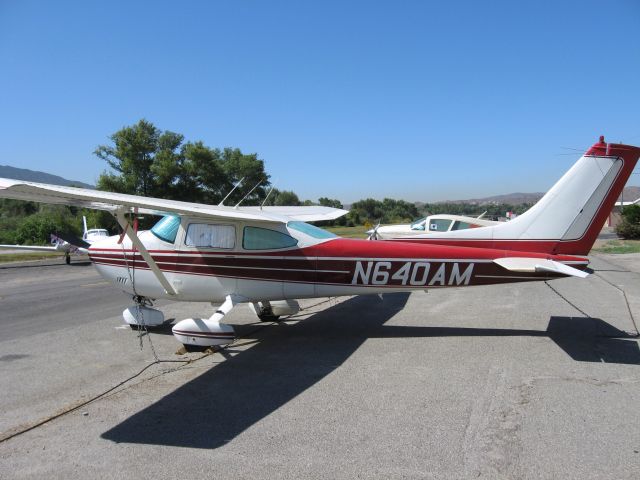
{"left": 101, "top": 294, "right": 640, "bottom": 449}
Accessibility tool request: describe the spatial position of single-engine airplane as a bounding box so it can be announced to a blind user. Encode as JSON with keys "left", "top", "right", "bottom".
{"left": 367, "top": 213, "right": 499, "bottom": 240}
{"left": 0, "top": 137, "right": 637, "bottom": 349}
{"left": 0, "top": 216, "right": 109, "bottom": 264}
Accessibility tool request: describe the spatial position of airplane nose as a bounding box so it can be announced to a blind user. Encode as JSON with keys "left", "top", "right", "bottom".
{"left": 89, "top": 234, "right": 124, "bottom": 252}
{"left": 87, "top": 234, "right": 136, "bottom": 294}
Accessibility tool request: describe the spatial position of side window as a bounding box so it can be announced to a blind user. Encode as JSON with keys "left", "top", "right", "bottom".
{"left": 429, "top": 219, "right": 452, "bottom": 231}
{"left": 185, "top": 224, "right": 236, "bottom": 249}
{"left": 452, "top": 221, "right": 469, "bottom": 231}
{"left": 243, "top": 226, "right": 298, "bottom": 250}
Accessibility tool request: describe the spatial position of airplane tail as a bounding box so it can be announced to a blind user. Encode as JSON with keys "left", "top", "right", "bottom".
{"left": 410, "top": 137, "right": 640, "bottom": 255}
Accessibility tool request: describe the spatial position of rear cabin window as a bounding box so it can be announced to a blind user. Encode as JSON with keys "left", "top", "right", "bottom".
{"left": 185, "top": 224, "right": 236, "bottom": 249}
{"left": 243, "top": 226, "right": 298, "bottom": 250}
{"left": 429, "top": 219, "right": 453, "bottom": 232}
{"left": 451, "top": 221, "right": 473, "bottom": 231}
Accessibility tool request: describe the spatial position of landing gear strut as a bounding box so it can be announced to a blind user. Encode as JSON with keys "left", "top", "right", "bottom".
{"left": 65, "top": 253, "right": 71, "bottom": 265}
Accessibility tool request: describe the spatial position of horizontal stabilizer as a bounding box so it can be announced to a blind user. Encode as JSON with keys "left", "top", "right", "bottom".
{"left": 52, "top": 231, "right": 91, "bottom": 249}
{"left": 493, "top": 257, "right": 589, "bottom": 278}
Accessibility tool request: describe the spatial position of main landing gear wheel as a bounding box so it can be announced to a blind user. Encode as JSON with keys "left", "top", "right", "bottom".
{"left": 249, "top": 300, "right": 299, "bottom": 322}
{"left": 250, "top": 302, "right": 281, "bottom": 322}
{"left": 258, "top": 312, "right": 281, "bottom": 322}
{"left": 65, "top": 253, "right": 71, "bottom": 265}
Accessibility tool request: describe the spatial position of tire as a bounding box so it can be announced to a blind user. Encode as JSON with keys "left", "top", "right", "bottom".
{"left": 65, "top": 255, "right": 71, "bottom": 265}
{"left": 258, "top": 313, "right": 281, "bottom": 322}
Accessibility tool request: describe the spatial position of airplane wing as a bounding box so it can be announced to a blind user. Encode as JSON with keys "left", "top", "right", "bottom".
{"left": 0, "top": 244, "right": 62, "bottom": 252}
{"left": 240, "top": 206, "right": 349, "bottom": 222}
{"left": 0, "top": 178, "right": 348, "bottom": 223}
{"left": 493, "top": 257, "right": 589, "bottom": 278}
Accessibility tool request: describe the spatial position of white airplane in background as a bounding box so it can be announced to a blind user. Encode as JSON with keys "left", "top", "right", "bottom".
{"left": 367, "top": 213, "right": 499, "bottom": 240}
{"left": 0, "top": 216, "right": 109, "bottom": 264}
{"left": 0, "top": 137, "right": 637, "bottom": 351}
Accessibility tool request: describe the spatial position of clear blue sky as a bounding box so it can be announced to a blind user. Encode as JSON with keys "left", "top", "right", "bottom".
{"left": 1, "top": 0, "right": 638, "bottom": 203}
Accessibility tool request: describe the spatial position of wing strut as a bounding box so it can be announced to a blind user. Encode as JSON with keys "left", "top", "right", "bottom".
{"left": 115, "top": 208, "right": 176, "bottom": 296}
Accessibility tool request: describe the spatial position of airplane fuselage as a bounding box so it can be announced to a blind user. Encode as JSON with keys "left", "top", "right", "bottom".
{"left": 88, "top": 217, "right": 588, "bottom": 303}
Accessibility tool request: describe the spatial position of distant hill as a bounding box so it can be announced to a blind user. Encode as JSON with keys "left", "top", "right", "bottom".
{"left": 0, "top": 165, "right": 93, "bottom": 189}
{"left": 619, "top": 185, "right": 640, "bottom": 202}
{"left": 435, "top": 192, "right": 544, "bottom": 205}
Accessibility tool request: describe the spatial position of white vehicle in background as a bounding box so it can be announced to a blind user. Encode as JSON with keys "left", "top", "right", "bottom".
{"left": 0, "top": 216, "right": 108, "bottom": 264}
{"left": 368, "top": 213, "right": 499, "bottom": 240}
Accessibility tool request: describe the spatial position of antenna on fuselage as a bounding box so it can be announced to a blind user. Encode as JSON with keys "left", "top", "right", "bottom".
{"left": 260, "top": 180, "right": 277, "bottom": 210}
{"left": 218, "top": 177, "right": 245, "bottom": 206}
{"left": 234, "top": 179, "right": 264, "bottom": 208}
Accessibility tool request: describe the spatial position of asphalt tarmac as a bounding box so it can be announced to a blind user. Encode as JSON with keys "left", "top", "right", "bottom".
{"left": 0, "top": 254, "right": 639, "bottom": 479}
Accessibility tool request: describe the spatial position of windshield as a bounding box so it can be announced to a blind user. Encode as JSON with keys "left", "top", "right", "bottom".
{"left": 151, "top": 215, "right": 180, "bottom": 243}
{"left": 287, "top": 221, "right": 337, "bottom": 239}
{"left": 410, "top": 217, "right": 427, "bottom": 230}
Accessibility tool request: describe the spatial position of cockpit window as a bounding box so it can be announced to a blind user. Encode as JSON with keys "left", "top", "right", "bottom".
{"left": 151, "top": 215, "right": 181, "bottom": 244}
{"left": 287, "top": 221, "right": 337, "bottom": 239}
{"left": 243, "top": 226, "right": 298, "bottom": 250}
{"left": 429, "top": 219, "right": 453, "bottom": 232}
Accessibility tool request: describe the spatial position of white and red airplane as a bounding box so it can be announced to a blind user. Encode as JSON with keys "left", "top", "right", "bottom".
{"left": 0, "top": 137, "right": 637, "bottom": 349}
{"left": 0, "top": 216, "right": 109, "bottom": 264}
{"left": 367, "top": 213, "right": 499, "bottom": 240}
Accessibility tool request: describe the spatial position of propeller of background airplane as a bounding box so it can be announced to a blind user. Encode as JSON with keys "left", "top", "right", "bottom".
{"left": 367, "top": 221, "right": 381, "bottom": 241}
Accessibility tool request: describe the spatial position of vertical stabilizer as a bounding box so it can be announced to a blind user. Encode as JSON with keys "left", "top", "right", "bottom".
{"left": 395, "top": 138, "right": 640, "bottom": 255}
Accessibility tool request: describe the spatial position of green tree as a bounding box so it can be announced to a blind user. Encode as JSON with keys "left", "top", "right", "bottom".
{"left": 95, "top": 119, "right": 162, "bottom": 196}
{"left": 318, "top": 197, "right": 343, "bottom": 209}
{"left": 616, "top": 204, "right": 640, "bottom": 239}
{"left": 95, "top": 120, "right": 271, "bottom": 205}
{"left": 273, "top": 190, "right": 301, "bottom": 206}
{"left": 13, "top": 209, "right": 77, "bottom": 245}
{"left": 0, "top": 199, "right": 38, "bottom": 218}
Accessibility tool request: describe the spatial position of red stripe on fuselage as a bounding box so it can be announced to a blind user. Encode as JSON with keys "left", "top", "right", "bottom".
{"left": 89, "top": 239, "right": 588, "bottom": 288}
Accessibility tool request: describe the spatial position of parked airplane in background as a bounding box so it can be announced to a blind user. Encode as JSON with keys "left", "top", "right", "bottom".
{"left": 0, "top": 137, "right": 637, "bottom": 350}
{"left": 0, "top": 216, "right": 109, "bottom": 264}
{"left": 367, "top": 213, "right": 499, "bottom": 240}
